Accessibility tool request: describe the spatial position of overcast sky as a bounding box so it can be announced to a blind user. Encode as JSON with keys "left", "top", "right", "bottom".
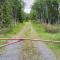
{"left": 23, "top": 0, "right": 35, "bottom": 13}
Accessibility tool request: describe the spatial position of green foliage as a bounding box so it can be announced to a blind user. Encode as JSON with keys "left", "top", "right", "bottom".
{"left": 32, "top": 21, "right": 60, "bottom": 40}
{"left": 2, "top": 1, "right": 12, "bottom": 27}
{"left": 31, "top": 0, "right": 59, "bottom": 24}
{"left": 0, "top": 22, "right": 25, "bottom": 38}
{"left": 0, "top": 0, "right": 24, "bottom": 33}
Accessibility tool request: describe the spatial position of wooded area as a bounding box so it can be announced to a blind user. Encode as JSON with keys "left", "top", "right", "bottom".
{"left": 0, "top": 0, "right": 24, "bottom": 33}
{"left": 0, "top": 0, "right": 60, "bottom": 33}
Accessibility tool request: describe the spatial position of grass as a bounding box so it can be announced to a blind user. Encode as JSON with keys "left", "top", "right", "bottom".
{"left": 32, "top": 22, "right": 60, "bottom": 41}
{"left": 32, "top": 21, "right": 60, "bottom": 60}
{"left": 0, "top": 22, "right": 25, "bottom": 38}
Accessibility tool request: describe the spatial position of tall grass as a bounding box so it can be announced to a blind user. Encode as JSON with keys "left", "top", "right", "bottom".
{"left": 44, "top": 24, "right": 60, "bottom": 33}
{"left": 32, "top": 22, "right": 60, "bottom": 41}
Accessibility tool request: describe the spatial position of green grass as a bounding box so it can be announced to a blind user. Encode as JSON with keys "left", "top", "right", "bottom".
{"left": 32, "top": 22, "right": 60, "bottom": 41}
{"left": 0, "top": 22, "right": 25, "bottom": 38}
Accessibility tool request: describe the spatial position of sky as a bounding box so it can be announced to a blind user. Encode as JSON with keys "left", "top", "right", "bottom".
{"left": 23, "top": 0, "right": 35, "bottom": 13}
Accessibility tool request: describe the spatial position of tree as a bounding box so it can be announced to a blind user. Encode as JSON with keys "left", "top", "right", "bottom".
{"left": 31, "top": 0, "right": 59, "bottom": 24}
{"left": 46, "top": 0, "right": 59, "bottom": 24}
{"left": 0, "top": 0, "right": 24, "bottom": 33}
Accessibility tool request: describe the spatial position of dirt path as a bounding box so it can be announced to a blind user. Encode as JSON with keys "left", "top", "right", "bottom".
{"left": 0, "top": 21, "right": 58, "bottom": 60}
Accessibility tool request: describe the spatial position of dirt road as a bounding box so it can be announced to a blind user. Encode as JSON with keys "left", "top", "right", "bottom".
{"left": 0, "top": 21, "right": 57, "bottom": 60}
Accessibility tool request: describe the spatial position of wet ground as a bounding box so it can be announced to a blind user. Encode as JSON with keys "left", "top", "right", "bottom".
{"left": 0, "top": 40, "right": 23, "bottom": 60}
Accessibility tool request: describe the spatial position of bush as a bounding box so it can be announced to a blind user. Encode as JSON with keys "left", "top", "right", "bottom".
{"left": 44, "top": 24, "right": 60, "bottom": 33}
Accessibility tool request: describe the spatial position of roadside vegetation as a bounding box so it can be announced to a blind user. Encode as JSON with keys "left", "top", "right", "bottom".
{"left": 0, "top": 0, "right": 24, "bottom": 46}
{"left": 0, "top": 22, "right": 24, "bottom": 38}
{"left": 32, "top": 21, "right": 60, "bottom": 41}
{"left": 0, "top": 0, "right": 25, "bottom": 46}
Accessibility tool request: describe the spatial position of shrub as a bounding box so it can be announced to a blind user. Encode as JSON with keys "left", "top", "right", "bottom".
{"left": 44, "top": 24, "right": 60, "bottom": 33}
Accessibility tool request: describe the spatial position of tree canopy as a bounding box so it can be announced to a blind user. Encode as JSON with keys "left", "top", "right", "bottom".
{"left": 31, "top": 0, "right": 60, "bottom": 24}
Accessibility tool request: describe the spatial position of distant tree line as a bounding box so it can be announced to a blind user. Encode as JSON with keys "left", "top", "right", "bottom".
{"left": 30, "top": 0, "right": 60, "bottom": 24}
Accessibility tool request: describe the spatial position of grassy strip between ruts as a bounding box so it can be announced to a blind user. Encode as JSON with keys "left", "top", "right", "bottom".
{"left": 32, "top": 21, "right": 60, "bottom": 60}
{"left": 0, "top": 22, "right": 25, "bottom": 38}
{"left": 21, "top": 28, "right": 41, "bottom": 60}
